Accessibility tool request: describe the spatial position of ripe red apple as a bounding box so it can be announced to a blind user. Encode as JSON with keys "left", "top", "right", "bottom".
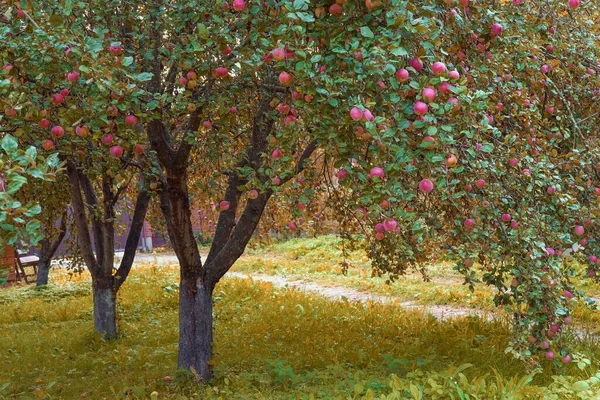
{"left": 396, "top": 68, "right": 409, "bottom": 82}
{"left": 463, "top": 218, "right": 475, "bottom": 230}
{"left": 296, "top": 202, "right": 306, "bottom": 211}
{"left": 547, "top": 186, "right": 556, "bottom": 195}
{"left": 74, "top": 125, "right": 88, "bottom": 137}
{"left": 219, "top": 200, "right": 230, "bottom": 211}
{"left": 109, "top": 45, "right": 123, "bottom": 56}
{"left": 350, "top": 107, "right": 364, "bottom": 121}
{"left": 508, "top": 157, "right": 518, "bottom": 167}
{"left": 232, "top": 0, "right": 246, "bottom": 11}
{"left": 52, "top": 93, "right": 64, "bottom": 104}
{"left": 369, "top": 167, "right": 384, "bottom": 179}
{"left": 215, "top": 67, "right": 229, "bottom": 78}
{"left": 383, "top": 218, "right": 397, "bottom": 232}
{"left": 408, "top": 57, "right": 423, "bottom": 72}
{"left": 109, "top": 145, "right": 123, "bottom": 158}
{"left": 449, "top": 70, "right": 460, "bottom": 80}
{"left": 186, "top": 71, "right": 197, "bottom": 80}
{"left": 278, "top": 104, "right": 291, "bottom": 114}
{"left": 475, "top": 179, "right": 485, "bottom": 189}
{"left": 336, "top": 169, "right": 349, "bottom": 180}
{"left": 248, "top": 189, "right": 259, "bottom": 199}
{"left": 329, "top": 3, "right": 342, "bottom": 14}
{"left": 362, "top": 109, "right": 374, "bottom": 122}
{"left": 501, "top": 213, "right": 511, "bottom": 222}
{"left": 422, "top": 87, "right": 436, "bottom": 102}
{"left": 39, "top": 118, "right": 51, "bottom": 129}
{"left": 431, "top": 62, "right": 447, "bottom": 76}
{"left": 574, "top": 225, "right": 585, "bottom": 236}
{"left": 4, "top": 107, "right": 16, "bottom": 117}
{"left": 51, "top": 125, "right": 65, "bottom": 138}
{"left": 133, "top": 144, "right": 144, "bottom": 155}
{"left": 102, "top": 134, "right": 114, "bottom": 145}
{"left": 279, "top": 71, "right": 294, "bottom": 86}
{"left": 418, "top": 178, "right": 434, "bottom": 193}
{"left": 106, "top": 105, "right": 118, "bottom": 117}
{"left": 272, "top": 47, "right": 286, "bottom": 61}
{"left": 66, "top": 71, "right": 80, "bottom": 82}
{"left": 203, "top": 120, "right": 213, "bottom": 128}
{"left": 491, "top": 23, "right": 503, "bottom": 37}
{"left": 545, "top": 351, "right": 554, "bottom": 360}
{"left": 568, "top": 0, "right": 580, "bottom": 7}
{"left": 42, "top": 140, "right": 55, "bottom": 150}
{"left": 288, "top": 221, "right": 297, "bottom": 231}
{"left": 272, "top": 148, "right": 282, "bottom": 159}
{"left": 125, "top": 115, "right": 138, "bottom": 126}
{"left": 438, "top": 81, "right": 452, "bottom": 94}
{"left": 413, "top": 101, "right": 428, "bottom": 116}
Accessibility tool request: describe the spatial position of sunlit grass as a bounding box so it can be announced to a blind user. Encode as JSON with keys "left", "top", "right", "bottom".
{"left": 1, "top": 261, "right": 600, "bottom": 399}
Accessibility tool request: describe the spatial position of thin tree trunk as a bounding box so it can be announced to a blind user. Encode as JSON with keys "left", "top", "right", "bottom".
{"left": 36, "top": 212, "right": 68, "bottom": 286}
{"left": 36, "top": 259, "right": 51, "bottom": 286}
{"left": 93, "top": 277, "right": 118, "bottom": 339}
{"left": 177, "top": 274, "right": 213, "bottom": 381}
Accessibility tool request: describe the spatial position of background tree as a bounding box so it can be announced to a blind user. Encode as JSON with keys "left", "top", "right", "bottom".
{"left": 3, "top": 0, "right": 600, "bottom": 381}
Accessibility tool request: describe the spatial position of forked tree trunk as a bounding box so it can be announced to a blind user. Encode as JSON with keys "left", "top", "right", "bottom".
{"left": 93, "top": 278, "right": 118, "bottom": 339}
{"left": 177, "top": 274, "right": 214, "bottom": 381}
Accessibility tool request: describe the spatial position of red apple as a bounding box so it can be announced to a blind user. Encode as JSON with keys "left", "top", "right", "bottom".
{"left": 395, "top": 68, "right": 409, "bottom": 82}
{"left": 419, "top": 178, "right": 434, "bottom": 193}
{"left": 109, "top": 145, "right": 123, "bottom": 158}
{"left": 51, "top": 125, "right": 65, "bottom": 138}
{"left": 125, "top": 115, "right": 138, "bottom": 126}
{"left": 41, "top": 140, "right": 55, "bottom": 150}
{"left": 66, "top": 71, "right": 80, "bottom": 82}
{"left": 279, "top": 71, "right": 294, "bottom": 86}
{"left": 232, "top": 0, "right": 246, "bottom": 11}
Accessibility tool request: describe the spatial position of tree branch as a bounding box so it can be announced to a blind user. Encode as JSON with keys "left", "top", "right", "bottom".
{"left": 114, "top": 175, "right": 151, "bottom": 291}
{"left": 66, "top": 161, "right": 99, "bottom": 276}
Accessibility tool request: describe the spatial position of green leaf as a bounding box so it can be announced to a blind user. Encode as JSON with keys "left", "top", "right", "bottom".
{"left": 132, "top": 72, "right": 153, "bottom": 82}
{"left": 480, "top": 144, "right": 494, "bottom": 153}
{"left": 24, "top": 204, "right": 42, "bottom": 217}
{"left": 122, "top": 57, "right": 134, "bottom": 67}
{"left": 360, "top": 27, "right": 374, "bottom": 38}
{"left": 391, "top": 47, "right": 408, "bottom": 56}
{"left": 1, "top": 134, "right": 18, "bottom": 152}
{"left": 85, "top": 37, "right": 103, "bottom": 54}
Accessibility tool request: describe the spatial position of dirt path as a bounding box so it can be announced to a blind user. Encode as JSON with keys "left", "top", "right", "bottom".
{"left": 125, "top": 252, "right": 494, "bottom": 321}
{"left": 227, "top": 272, "right": 495, "bottom": 321}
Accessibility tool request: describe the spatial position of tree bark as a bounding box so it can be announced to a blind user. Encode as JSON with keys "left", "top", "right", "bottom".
{"left": 36, "top": 258, "right": 51, "bottom": 286}
{"left": 177, "top": 274, "right": 214, "bottom": 381}
{"left": 36, "top": 211, "right": 68, "bottom": 286}
{"left": 93, "top": 277, "right": 118, "bottom": 339}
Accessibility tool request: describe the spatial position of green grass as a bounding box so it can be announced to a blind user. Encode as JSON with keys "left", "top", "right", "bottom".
{"left": 2, "top": 260, "right": 600, "bottom": 399}
{"left": 235, "top": 235, "right": 496, "bottom": 309}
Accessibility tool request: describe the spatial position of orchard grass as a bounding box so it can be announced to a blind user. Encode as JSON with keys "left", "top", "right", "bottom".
{"left": 2, "top": 262, "right": 600, "bottom": 398}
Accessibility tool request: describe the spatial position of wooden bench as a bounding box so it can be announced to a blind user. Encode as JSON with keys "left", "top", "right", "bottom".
{"left": 14, "top": 249, "right": 39, "bottom": 284}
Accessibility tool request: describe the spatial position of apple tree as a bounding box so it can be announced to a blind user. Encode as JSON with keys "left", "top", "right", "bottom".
{"left": 3, "top": 0, "right": 600, "bottom": 380}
